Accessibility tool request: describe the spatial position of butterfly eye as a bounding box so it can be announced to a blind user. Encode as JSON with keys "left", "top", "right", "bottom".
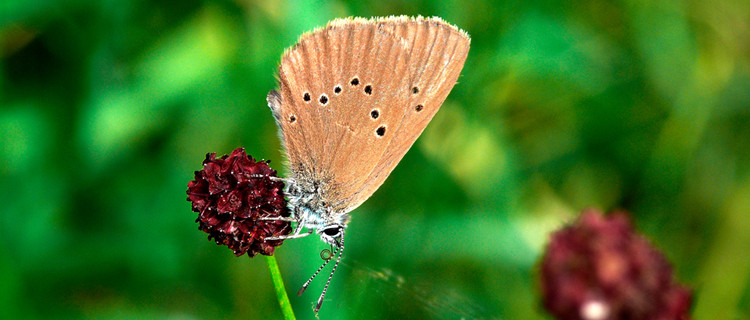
{"left": 323, "top": 226, "right": 341, "bottom": 237}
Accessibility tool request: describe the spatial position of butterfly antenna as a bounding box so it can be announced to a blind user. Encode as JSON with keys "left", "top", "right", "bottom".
{"left": 314, "top": 232, "right": 345, "bottom": 313}
{"left": 297, "top": 247, "right": 336, "bottom": 296}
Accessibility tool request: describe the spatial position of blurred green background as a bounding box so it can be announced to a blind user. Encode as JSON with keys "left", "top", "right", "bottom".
{"left": 2, "top": 0, "right": 750, "bottom": 319}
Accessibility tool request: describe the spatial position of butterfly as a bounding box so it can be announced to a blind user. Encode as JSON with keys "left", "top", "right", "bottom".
{"left": 264, "top": 16, "right": 470, "bottom": 312}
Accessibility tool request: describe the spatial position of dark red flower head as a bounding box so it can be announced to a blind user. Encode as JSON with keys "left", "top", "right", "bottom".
{"left": 187, "top": 148, "right": 291, "bottom": 257}
{"left": 540, "top": 209, "right": 692, "bottom": 320}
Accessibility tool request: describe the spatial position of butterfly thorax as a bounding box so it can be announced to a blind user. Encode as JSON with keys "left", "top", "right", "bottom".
{"left": 285, "top": 176, "right": 350, "bottom": 246}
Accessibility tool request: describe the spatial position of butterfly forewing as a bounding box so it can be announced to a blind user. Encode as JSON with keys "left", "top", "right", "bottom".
{"left": 269, "top": 16, "right": 470, "bottom": 214}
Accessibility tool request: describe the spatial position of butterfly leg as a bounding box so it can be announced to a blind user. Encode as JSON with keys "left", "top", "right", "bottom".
{"left": 265, "top": 215, "right": 312, "bottom": 240}
{"left": 269, "top": 176, "right": 293, "bottom": 184}
{"left": 265, "top": 230, "right": 313, "bottom": 240}
{"left": 246, "top": 174, "right": 294, "bottom": 187}
{"left": 258, "top": 216, "right": 297, "bottom": 222}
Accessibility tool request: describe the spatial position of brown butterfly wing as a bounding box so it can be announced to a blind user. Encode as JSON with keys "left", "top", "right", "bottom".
{"left": 269, "top": 16, "right": 470, "bottom": 214}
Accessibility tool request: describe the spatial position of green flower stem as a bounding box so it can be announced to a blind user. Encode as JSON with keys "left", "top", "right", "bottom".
{"left": 266, "top": 255, "right": 296, "bottom": 320}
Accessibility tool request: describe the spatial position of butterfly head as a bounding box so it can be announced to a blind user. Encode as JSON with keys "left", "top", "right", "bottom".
{"left": 318, "top": 223, "right": 346, "bottom": 247}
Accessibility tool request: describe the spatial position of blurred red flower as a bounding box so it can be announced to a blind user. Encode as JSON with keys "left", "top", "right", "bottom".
{"left": 540, "top": 209, "right": 692, "bottom": 320}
